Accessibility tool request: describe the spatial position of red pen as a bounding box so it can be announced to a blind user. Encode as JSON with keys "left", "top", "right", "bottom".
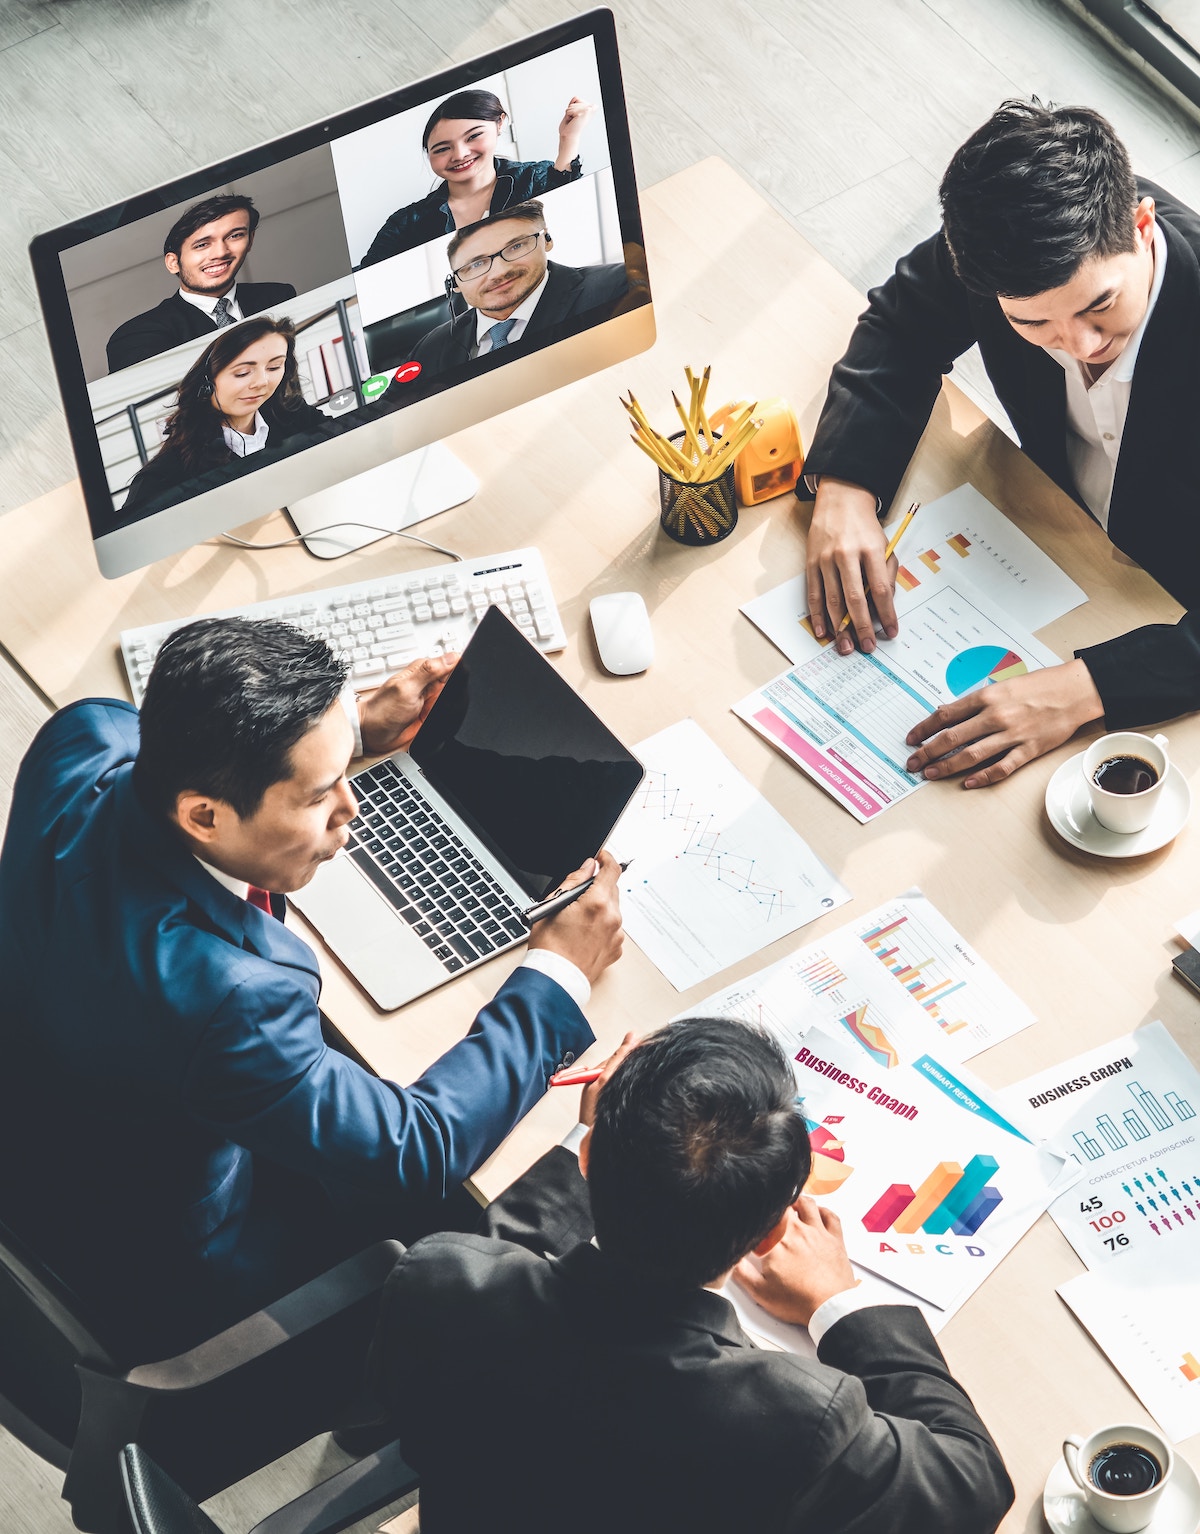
{"left": 549, "top": 1065, "right": 604, "bottom": 1087}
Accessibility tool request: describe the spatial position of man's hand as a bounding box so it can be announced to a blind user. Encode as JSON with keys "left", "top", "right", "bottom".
{"left": 806, "top": 478, "right": 896, "bottom": 655}
{"left": 528, "top": 850, "right": 623, "bottom": 986}
{"left": 358, "top": 655, "right": 457, "bottom": 756}
{"left": 905, "top": 658, "right": 1104, "bottom": 789}
{"left": 733, "top": 1197, "right": 857, "bottom": 1327}
{"left": 578, "top": 1031, "right": 638, "bottom": 1127}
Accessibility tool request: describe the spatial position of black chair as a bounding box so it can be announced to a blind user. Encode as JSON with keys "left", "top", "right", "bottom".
{"left": 0, "top": 1214, "right": 415, "bottom": 1534}
{"left": 364, "top": 295, "right": 452, "bottom": 375}
{"left": 119, "top": 1440, "right": 419, "bottom": 1534}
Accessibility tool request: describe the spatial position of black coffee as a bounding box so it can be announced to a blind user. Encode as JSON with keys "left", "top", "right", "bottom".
{"left": 1088, "top": 1443, "right": 1163, "bottom": 1496}
{"left": 1092, "top": 755, "right": 1159, "bottom": 796}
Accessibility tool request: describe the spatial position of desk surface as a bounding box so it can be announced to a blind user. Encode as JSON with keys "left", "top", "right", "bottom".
{"left": 3, "top": 157, "right": 1198, "bottom": 1524}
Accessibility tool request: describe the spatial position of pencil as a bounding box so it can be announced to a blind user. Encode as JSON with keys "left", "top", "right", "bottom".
{"left": 836, "top": 501, "right": 921, "bottom": 634}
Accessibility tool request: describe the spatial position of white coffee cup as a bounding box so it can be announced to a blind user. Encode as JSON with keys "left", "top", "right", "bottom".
{"left": 1082, "top": 732, "right": 1169, "bottom": 834}
{"left": 1061, "top": 1423, "right": 1174, "bottom": 1532}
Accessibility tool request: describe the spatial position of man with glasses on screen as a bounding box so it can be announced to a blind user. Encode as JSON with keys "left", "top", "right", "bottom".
{"left": 410, "top": 199, "right": 627, "bottom": 373}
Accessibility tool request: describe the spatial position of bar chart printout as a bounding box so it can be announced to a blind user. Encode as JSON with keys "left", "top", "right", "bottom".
{"left": 789, "top": 1025, "right": 1068, "bottom": 1311}
{"left": 1001, "top": 1022, "right": 1200, "bottom": 1270}
{"left": 1058, "top": 1239, "right": 1200, "bottom": 1442}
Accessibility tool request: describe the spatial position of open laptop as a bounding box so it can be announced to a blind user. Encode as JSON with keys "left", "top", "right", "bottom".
{"left": 291, "top": 605, "right": 645, "bottom": 1010}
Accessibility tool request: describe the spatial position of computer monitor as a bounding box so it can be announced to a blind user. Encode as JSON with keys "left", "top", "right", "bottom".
{"left": 30, "top": 8, "right": 653, "bottom": 579}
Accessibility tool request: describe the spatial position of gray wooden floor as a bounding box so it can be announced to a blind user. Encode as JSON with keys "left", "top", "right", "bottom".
{"left": 3, "top": 1, "right": 1200, "bottom": 1529}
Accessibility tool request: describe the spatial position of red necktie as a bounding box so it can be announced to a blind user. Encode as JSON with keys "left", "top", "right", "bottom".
{"left": 246, "top": 885, "right": 275, "bottom": 916}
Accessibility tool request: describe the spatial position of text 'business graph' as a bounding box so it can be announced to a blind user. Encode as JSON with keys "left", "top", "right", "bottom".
{"left": 632, "top": 770, "right": 795, "bottom": 920}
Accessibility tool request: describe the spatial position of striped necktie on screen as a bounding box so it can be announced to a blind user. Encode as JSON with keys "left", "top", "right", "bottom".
{"left": 211, "top": 296, "right": 236, "bottom": 328}
{"left": 486, "top": 318, "right": 517, "bottom": 350}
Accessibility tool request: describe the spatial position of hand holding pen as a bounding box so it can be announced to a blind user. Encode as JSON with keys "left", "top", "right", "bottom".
{"left": 525, "top": 850, "right": 627, "bottom": 987}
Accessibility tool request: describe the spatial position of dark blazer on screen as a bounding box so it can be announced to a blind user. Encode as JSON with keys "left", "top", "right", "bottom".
{"left": 370, "top": 1155, "right": 1014, "bottom": 1534}
{"left": 106, "top": 281, "right": 298, "bottom": 373}
{"left": 409, "top": 259, "right": 628, "bottom": 374}
{"left": 0, "top": 702, "right": 593, "bottom": 1358}
{"left": 801, "top": 179, "right": 1200, "bottom": 728}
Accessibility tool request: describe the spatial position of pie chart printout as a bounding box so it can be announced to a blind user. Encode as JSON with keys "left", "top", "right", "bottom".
{"left": 803, "top": 1120, "right": 855, "bottom": 1196}
{"left": 945, "top": 645, "right": 1028, "bottom": 696}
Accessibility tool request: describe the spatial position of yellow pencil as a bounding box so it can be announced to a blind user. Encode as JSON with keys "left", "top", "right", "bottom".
{"left": 836, "top": 502, "right": 921, "bottom": 633}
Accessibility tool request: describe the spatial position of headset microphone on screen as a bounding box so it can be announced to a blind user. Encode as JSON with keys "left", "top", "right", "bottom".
{"left": 199, "top": 370, "right": 214, "bottom": 398}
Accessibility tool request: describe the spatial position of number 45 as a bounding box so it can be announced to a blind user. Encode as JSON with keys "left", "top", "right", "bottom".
{"left": 1080, "top": 1196, "right": 1102, "bottom": 1212}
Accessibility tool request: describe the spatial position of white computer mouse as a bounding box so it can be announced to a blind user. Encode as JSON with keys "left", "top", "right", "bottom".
{"left": 589, "top": 591, "right": 653, "bottom": 675}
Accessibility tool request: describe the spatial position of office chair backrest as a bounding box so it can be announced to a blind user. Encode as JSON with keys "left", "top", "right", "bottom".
{"left": 0, "top": 1211, "right": 118, "bottom": 1469}
{"left": 120, "top": 1443, "right": 222, "bottom": 1534}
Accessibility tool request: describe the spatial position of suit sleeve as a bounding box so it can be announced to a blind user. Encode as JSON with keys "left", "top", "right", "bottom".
{"left": 785, "top": 1306, "right": 1013, "bottom": 1534}
{"left": 1077, "top": 614, "right": 1200, "bottom": 727}
{"left": 107, "top": 316, "right": 169, "bottom": 373}
{"left": 182, "top": 965, "right": 594, "bottom": 1208}
{"left": 800, "top": 229, "right": 980, "bottom": 513}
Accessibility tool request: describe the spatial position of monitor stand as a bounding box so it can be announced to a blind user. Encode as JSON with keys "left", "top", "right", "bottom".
{"left": 285, "top": 441, "right": 478, "bottom": 559}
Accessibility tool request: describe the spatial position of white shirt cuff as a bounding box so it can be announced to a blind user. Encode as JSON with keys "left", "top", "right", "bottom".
{"left": 340, "top": 684, "right": 364, "bottom": 759}
{"left": 519, "top": 949, "right": 591, "bottom": 1009}
{"left": 560, "top": 1121, "right": 589, "bottom": 1156}
{"left": 806, "top": 1283, "right": 880, "bottom": 1348}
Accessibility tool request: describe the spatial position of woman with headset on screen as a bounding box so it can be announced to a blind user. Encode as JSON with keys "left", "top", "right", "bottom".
{"left": 360, "top": 88, "right": 594, "bottom": 267}
{"left": 121, "top": 317, "right": 334, "bottom": 516}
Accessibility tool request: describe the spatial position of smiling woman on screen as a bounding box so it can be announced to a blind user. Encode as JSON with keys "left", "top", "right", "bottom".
{"left": 121, "top": 317, "right": 331, "bottom": 515}
{"left": 360, "top": 88, "right": 592, "bottom": 267}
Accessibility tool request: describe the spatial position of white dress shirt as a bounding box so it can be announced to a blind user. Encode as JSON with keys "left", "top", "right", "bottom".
{"left": 222, "top": 412, "right": 269, "bottom": 458}
{"left": 178, "top": 284, "right": 244, "bottom": 323}
{"left": 1046, "top": 221, "right": 1166, "bottom": 530}
{"left": 473, "top": 269, "right": 551, "bottom": 358}
{"left": 192, "top": 684, "right": 590, "bottom": 1003}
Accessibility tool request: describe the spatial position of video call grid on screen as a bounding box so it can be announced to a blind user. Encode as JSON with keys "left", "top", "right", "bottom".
{"left": 32, "top": 10, "right": 648, "bottom": 539}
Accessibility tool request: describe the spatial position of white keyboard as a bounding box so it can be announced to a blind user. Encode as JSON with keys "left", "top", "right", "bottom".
{"left": 119, "top": 547, "right": 566, "bottom": 705}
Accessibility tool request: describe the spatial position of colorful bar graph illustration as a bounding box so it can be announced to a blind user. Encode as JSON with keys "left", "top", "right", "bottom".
{"left": 861, "top": 1155, "right": 1004, "bottom": 1237}
{"left": 896, "top": 566, "right": 921, "bottom": 593}
{"left": 919, "top": 548, "right": 942, "bottom": 573}
{"left": 799, "top": 952, "right": 847, "bottom": 996}
{"left": 947, "top": 533, "right": 972, "bottom": 557}
{"left": 839, "top": 1004, "right": 900, "bottom": 1069}
{"left": 859, "top": 913, "right": 969, "bottom": 1034}
{"left": 1181, "top": 1353, "right": 1200, "bottom": 1383}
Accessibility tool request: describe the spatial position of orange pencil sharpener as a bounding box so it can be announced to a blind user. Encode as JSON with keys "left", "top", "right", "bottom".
{"left": 710, "top": 397, "right": 804, "bottom": 505}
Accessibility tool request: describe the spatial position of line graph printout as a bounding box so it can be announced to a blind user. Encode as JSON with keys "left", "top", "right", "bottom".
{"left": 999, "top": 1022, "right": 1200, "bottom": 1271}
{"left": 676, "top": 890, "right": 1035, "bottom": 1066}
{"left": 739, "top": 484, "right": 1084, "bottom": 666}
{"left": 734, "top": 581, "right": 1060, "bottom": 822}
{"left": 607, "top": 719, "right": 850, "bottom": 990}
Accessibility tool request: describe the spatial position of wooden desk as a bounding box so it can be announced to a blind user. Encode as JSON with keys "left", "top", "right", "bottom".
{"left": 2, "top": 157, "right": 1198, "bottom": 1525}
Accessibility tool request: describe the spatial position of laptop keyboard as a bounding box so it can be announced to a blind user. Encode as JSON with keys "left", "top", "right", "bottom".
{"left": 346, "top": 760, "right": 528, "bottom": 975}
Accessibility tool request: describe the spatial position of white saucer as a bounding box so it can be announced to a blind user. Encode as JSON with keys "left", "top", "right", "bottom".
{"left": 1044, "top": 1451, "right": 1200, "bottom": 1533}
{"left": 1045, "top": 751, "right": 1191, "bottom": 858}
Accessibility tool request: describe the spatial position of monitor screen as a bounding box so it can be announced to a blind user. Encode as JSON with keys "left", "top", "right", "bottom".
{"left": 31, "top": 9, "right": 652, "bottom": 577}
{"left": 412, "top": 605, "right": 645, "bottom": 901}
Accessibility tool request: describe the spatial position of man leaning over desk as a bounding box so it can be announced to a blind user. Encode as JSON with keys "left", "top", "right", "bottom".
{"left": 0, "top": 618, "right": 621, "bottom": 1359}
{"left": 370, "top": 1019, "right": 1013, "bottom": 1534}
{"left": 802, "top": 98, "right": 1200, "bottom": 786}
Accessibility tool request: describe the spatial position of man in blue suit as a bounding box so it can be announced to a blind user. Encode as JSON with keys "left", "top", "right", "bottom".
{"left": 0, "top": 618, "right": 620, "bottom": 1358}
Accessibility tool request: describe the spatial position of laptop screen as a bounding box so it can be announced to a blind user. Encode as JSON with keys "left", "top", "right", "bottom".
{"left": 410, "top": 606, "right": 644, "bottom": 901}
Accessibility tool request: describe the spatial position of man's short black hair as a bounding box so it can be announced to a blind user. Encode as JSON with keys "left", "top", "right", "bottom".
{"left": 164, "top": 194, "right": 259, "bottom": 259}
{"left": 446, "top": 199, "right": 546, "bottom": 269}
{"left": 587, "top": 1019, "right": 811, "bottom": 1288}
{"left": 940, "top": 99, "right": 1139, "bottom": 298}
{"left": 133, "top": 618, "right": 348, "bottom": 820}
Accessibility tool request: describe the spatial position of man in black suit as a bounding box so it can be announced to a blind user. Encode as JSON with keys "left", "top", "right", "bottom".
{"left": 369, "top": 1019, "right": 1014, "bottom": 1534}
{"left": 409, "top": 199, "right": 627, "bottom": 374}
{"left": 106, "top": 193, "right": 296, "bottom": 373}
{"left": 801, "top": 100, "right": 1200, "bottom": 786}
